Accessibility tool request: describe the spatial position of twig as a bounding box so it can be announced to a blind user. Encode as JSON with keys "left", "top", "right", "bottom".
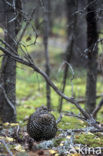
{"left": 63, "top": 111, "right": 86, "bottom": 122}
{"left": 0, "top": 140, "right": 13, "bottom": 156}
{"left": 58, "top": 15, "right": 74, "bottom": 112}
{"left": 58, "top": 127, "right": 103, "bottom": 134}
{"left": 56, "top": 113, "right": 62, "bottom": 124}
{"left": 0, "top": 39, "right": 17, "bottom": 55}
{"left": 16, "top": 125, "right": 20, "bottom": 137}
{"left": 4, "top": 0, "right": 13, "bottom": 8}
{"left": 17, "top": 7, "right": 37, "bottom": 45}
{"left": 77, "top": 93, "right": 103, "bottom": 103}
{"left": 92, "top": 99, "right": 103, "bottom": 117}
{"left": 0, "top": 84, "right": 16, "bottom": 115}
{"left": 4, "top": 29, "right": 17, "bottom": 46}
{"left": 39, "top": 0, "right": 45, "bottom": 8}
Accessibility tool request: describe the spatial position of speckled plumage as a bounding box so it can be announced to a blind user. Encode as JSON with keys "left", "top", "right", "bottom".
{"left": 27, "top": 106, "right": 57, "bottom": 141}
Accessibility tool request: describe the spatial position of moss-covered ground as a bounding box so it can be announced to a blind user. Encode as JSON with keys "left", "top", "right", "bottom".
{"left": 16, "top": 33, "right": 103, "bottom": 148}
{"left": 0, "top": 18, "right": 103, "bottom": 152}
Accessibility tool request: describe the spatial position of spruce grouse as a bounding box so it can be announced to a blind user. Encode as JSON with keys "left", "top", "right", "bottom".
{"left": 27, "top": 106, "right": 57, "bottom": 141}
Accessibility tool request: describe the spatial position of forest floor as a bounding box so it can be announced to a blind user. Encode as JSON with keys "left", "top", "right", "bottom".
{"left": 0, "top": 26, "right": 103, "bottom": 155}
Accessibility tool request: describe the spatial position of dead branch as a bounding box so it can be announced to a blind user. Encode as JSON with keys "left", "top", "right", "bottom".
{"left": 17, "top": 7, "right": 37, "bottom": 45}
{"left": 0, "top": 140, "right": 13, "bottom": 156}
{"left": 56, "top": 113, "right": 63, "bottom": 124}
{"left": 0, "top": 84, "right": 16, "bottom": 115}
{"left": 77, "top": 93, "right": 103, "bottom": 104}
{"left": 0, "top": 43, "right": 103, "bottom": 130}
{"left": 58, "top": 127, "right": 103, "bottom": 134}
{"left": 92, "top": 99, "right": 103, "bottom": 117}
{"left": 63, "top": 111, "right": 86, "bottom": 122}
{"left": 0, "top": 43, "right": 90, "bottom": 118}
{"left": 58, "top": 9, "right": 75, "bottom": 113}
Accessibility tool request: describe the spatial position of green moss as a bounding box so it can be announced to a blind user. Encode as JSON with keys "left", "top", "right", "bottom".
{"left": 16, "top": 65, "right": 103, "bottom": 147}
{"left": 15, "top": 25, "right": 103, "bottom": 147}
{"left": 54, "top": 138, "right": 65, "bottom": 147}
{"left": 58, "top": 117, "right": 84, "bottom": 129}
{"left": 75, "top": 133, "right": 103, "bottom": 147}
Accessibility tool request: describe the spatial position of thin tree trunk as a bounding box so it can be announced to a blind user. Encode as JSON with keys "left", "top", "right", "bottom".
{"left": 85, "top": 0, "right": 98, "bottom": 114}
{"left": 43, "top": 0, "right": 51, "bottom": 110}
{"left": 48, "top": 0, "right": 52, "bottom": 35}
{"left": 58, "top": 0, "right": 77, "bottom": 112}
{"left": 58, "top": 37, "right": 74, "bottom": 112}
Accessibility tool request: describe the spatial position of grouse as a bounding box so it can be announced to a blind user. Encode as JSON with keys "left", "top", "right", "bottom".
{"left": 27, "top": 106, "right": 57, "bottom": 141}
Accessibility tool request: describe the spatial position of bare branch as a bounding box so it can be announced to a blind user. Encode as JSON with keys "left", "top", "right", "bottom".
{"left": 92, "top": 99, "right": 103, "bottom": 117}
{"left": 0, "top": 140, "right": 13, "bottom": 156}
{"left": 17, "top": 8, "right": 37, "bottom": 45}
{"left": 64, "top": 111, "right": 86, "bottom": 122}
{"left": 0, "top": 44, "right": 90, "bottom": 119}
{"left": 0, "top": 84, "right": 16, "bottom": 115}
{"left": 77, "top": 93, "right": 103, "bottom": 104}
{"left": 56, "top": 113, "right": 62, "bottom": 124}
{"left": 0, "top": 44, "right": 102, "bottom": 130}
{"left": 58, "top": 127, "right": 103, "bottom": 134}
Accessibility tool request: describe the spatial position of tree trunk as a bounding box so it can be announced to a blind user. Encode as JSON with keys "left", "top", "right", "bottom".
{"left": 0, "top": 0, "right": 22, "bottom": 122}
{"left": 43, "top": 0, "right": 51, "bottom": 110}
{"left": 66, "top": 0, "right": 87, "bottom": 67}
{"left": 85, "top": 0, "right": 98, "bottom": 114}
{"left": 58, "top": 0, "right": 77, "bottom": 112}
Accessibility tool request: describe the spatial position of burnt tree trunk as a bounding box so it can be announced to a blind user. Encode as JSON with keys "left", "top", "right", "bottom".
{"left": 85, "top": 0, "right": 98, "bottom": 113}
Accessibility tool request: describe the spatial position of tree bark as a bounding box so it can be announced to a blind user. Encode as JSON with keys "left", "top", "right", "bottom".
{"left": 85, "top": 0, "right": 98, "bottom": 114}
{"left": 43, "top": 0, "right": 51, "bottom": 110}
{"left": 58, "top": 0, "right": 77, "bottom": 112}
{"left": 0, "top": 0, "right": 22, "bottom": 122}
{"left": 66, "top": 0, "right": 87, "bottom": 67}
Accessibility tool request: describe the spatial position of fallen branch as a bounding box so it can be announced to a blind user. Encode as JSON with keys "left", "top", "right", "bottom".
{"left": 58, "top": 127, "right": 103, "bottom": 134}
{"left": 0, "top": 140, "right": 13, "bottom": 156}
